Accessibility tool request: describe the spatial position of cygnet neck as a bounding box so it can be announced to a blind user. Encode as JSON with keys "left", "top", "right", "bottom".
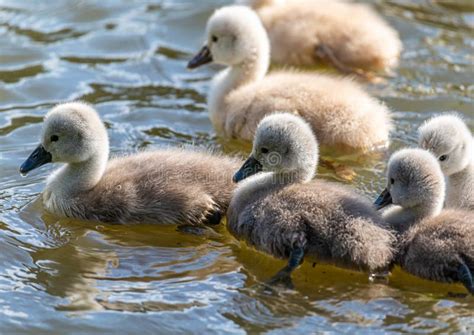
{"left": 451, "top": 153, "right": 473, "bottom": 178}
{"left": 49, "top": 145, "right": 109, "bottom": 195}
{"left": 273, "top": 166, "right": 316, "bottom": 185}
{"left": 403, "top": 196, "right": 444, "bottom": 228}
{"left": 208, "top": 41, "right": 269, "bottom": 130}
{"left": 233, "top": 46, "right": 268, "bottom": 85}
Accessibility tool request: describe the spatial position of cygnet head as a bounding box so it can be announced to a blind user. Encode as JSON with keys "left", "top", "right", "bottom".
{"left": 187, "top": 6, "right": 269, "bottom": 70}
{"left": 20, "top": 102, "right": 109, "bottom": 175}
{"left": 375, "top": 148, "right": 445, "bottom": 217}
{"left": 418, "top": 114, "right": 473, "bottom": 176}
{"left": 233, "top": 113, "right": 319, "bottom": 183}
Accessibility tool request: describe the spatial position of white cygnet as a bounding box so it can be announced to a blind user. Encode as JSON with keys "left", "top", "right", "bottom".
{"left": 418, "top": 114, "right": 473, "bottom": 210}
{"left": 241, "top": 0, "right": 402, "bottom": 74}
{"left": 188, "top": 5, "right": 392, "bottom": 153}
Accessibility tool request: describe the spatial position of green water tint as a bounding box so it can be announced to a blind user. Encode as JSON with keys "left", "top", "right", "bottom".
{"left": 0, "top": 0, "right": 473, "bottom": 333}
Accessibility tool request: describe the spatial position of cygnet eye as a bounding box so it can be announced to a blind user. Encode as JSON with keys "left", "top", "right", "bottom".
{"left": 390, "top": 178, "right": 395, "bottom": 185}
{"left": 439, "top": 155, "right": 448, "bottom": 162}
{"left": 261, "top": 147, "right": 269, "bottom": 154}
{"left": 211, "top": 35, "right": 218, "bottom": 43}
{"left": 50, "top": 135, "right": 59, "bottom": 142}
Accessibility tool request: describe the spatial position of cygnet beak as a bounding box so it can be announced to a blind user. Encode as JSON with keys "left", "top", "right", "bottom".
{"left": 20, "top": 144, "right": 52, "bottom": 175}
{"left": 187, "top": 45, "right": 213, "bottom": 69}
{"left": 233, "top": 156, "right": 263, "bottom": 183}
{"left": 374, "top": 188, "right": 392, "bottom": 210}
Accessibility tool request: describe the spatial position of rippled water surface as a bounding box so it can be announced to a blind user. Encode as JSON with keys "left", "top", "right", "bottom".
{"left": 0, "top": 0, "right": 473, "bottom": 333}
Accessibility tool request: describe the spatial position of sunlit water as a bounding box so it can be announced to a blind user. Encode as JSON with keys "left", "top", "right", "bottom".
{"left": 0, "top": 0, "right": 473, "bottom": 333}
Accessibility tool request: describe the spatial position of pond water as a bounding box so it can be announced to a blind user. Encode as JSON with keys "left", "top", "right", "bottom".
{"left": 0, "top": 0, "right": 473, "bottom": 333}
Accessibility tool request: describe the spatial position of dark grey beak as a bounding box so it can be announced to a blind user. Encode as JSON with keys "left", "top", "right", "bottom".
{"left": 233, "top": 156, "right": 263, "bottom": 183}
{"left": 374, "top": 188, "right": 392, "bottom": 210}
{"left": 20, "top": 144, "right": 52, "bottom": 175}
{"left": 187, "top": 45, "right": 213, "bottom": 69}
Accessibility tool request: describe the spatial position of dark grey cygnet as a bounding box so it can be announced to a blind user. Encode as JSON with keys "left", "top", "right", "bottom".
{"left": 375, "top": 148, "right": 474, "bottom": 295}
{"left": 228, "top": 113, "right": 396, "bottom": 287}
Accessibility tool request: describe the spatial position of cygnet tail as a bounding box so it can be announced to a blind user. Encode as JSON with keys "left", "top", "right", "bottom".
{"left": 345, "top": 217, "right": 396, "bottom": 272}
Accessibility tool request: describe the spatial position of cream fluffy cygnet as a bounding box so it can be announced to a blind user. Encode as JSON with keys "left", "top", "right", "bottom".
{"left": 20, "top": 102, "right": 241, "bottom": 225}
{"left": 227, "top": 113, "right": 396, "bottom": 287}
{"left": 375, "top": 148, "right": 474, "bottom": 295}
{"left": 243, "top": 0, "right": 402, "bottom": 74}
{"left": 418, "top": 114, "right": 473, "bottom": 210}
{"left": 188, "top": 5, "right": 392, "bottom": 152}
